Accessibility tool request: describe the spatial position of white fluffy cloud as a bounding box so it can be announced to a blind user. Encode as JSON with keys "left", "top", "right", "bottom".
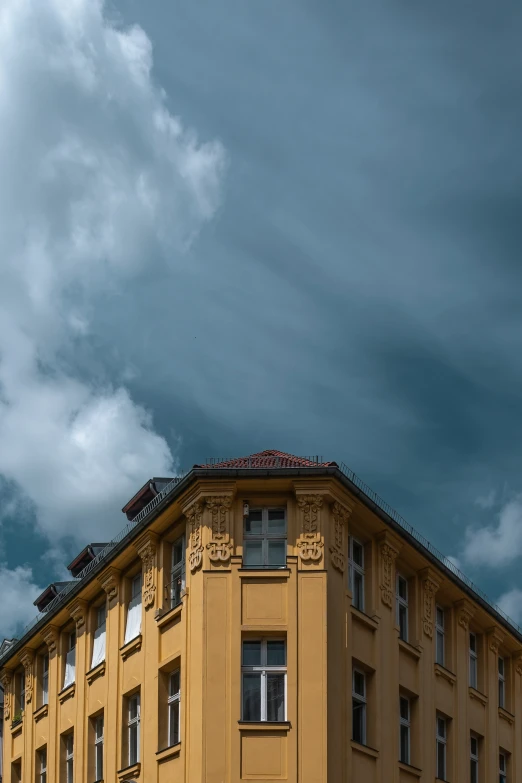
{"left": 0, "top": 0, "right": 225, "bottom": 543}
{"left": 461, "top": 496, "right": 522, "bottom": 567}
{"left": 497, "top": 588, "right": 522, "bottom": 626}
{"left": 0, "top": 566, "right": 44, "bottom": 638}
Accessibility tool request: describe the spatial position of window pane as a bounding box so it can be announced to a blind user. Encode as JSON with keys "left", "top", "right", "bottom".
{"left": 172, "top": 539, "right": 184, "bottom": 566}
{"left": 399, "top": 605, "right": 408, "bottom": 641}
{"left": 437, "top": 741, "right": 445, "bottom": 778}
{"left": 267, "top": 540, "right": 286, "bottom": 566}
{"left": 129, "top": 696, "right": 138, "bottom": 721}
{"left": 500, "top": 752, "right": 506, "bottom": 772}
{"left": 245, "top": 511, "right": 263, "bottom": 535}
{"left": 352, "top": 700, "right": 365, "bottom": 744}
{"left": 169, "top": 702, "right": 180, "bottom": 746}
{"left": 469, "top": 633, "right": 476, "bottom": 653}
{"left": 400, "top": 697, "right": 409, "bottom": 721}
{"left": 400, "top": 725, "right": 409, "bottom": 763}
{"left": 267, "top": 640, "right": 286, "bottom": 666}
{"left": 266, "top": 673, "right": 285, "bottom": 721}
{"left": 499, "top": 680, "right": 505, "bottom": 708}
{"left": 398, "top": 576, "right": 407, "bottom": 600}
{"left": 353, "top": 572, "right": 364, "bottom": 611}
{"left": 437, "top": 717, "right": 446, "bottom": 739}
{"left": 267, "top": 509, "right": 286, "bottom": 535}
{"left": 244, "top": 540, "right": 263, "bottom": 567}
{"left": 436, "top": 630, "right": 444, "bottom": 665}
{"left": 242, "top": 673, "right": 261, "bottom": 721}
{"left": 470, "top": 736, "right": 478, "bottom": 756}
{"left": 129, "top": 725, "right": 138, "bottom": 765}
{"left": 95, "top": 743, "right": 103, "bottom": 780}
{"left": 352, "top": 540, "right": 364, "bottom": 567}
{"left": 242, "top": 641, "right": 261, "bottom": 666}
{"left": 470, "top": 656, "right": 477, "bottom": 688}
{"left": 170, "top": 670, "right": 180, "bottom": 696}
{"left": 353, "top": 671, "right": 365, "bottom": 698}
{"left": 436, "top": 607, "right": 444, "bottom": 628}
{"left": 470, "top": 759, "right": 478, "bottom": 783}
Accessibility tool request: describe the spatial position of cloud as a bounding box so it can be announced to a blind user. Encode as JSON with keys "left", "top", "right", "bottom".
{"left": 0, "top": 565, "right": 44, "bottom": 638}
{"left": 497, "top": 588, "right": 522, "bottom": 626}
{"left": 0, "top": 0, "right": 225, "bottom": 542}
{"left": 461, "top": 496, "right": 522, "bottom": 567}
{"left": 475, "top": 490, "right": 496, "bottom": 510}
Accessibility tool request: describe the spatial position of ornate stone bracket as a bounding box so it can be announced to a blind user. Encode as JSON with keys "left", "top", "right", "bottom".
{"left": 186, "top": 500, "right": 204, "bottom": 573}
{"left": 296, "top": 494, "right": 324, "bottom": 564}
{"left": 68, "top": 599, "right": 88, "bottom": 631}
{"left": 487, "top": 626, "right": 504, "bottom": 654}
{"left": 206, "top": 495, "right": 233, "bottom": 565}
{"left": 455, "top": 598, "right": 474, "bottom": 630}
{"left": 512, "top": 650, "right": 522, "bottom": 677}
{"left": 134, "top": 532, "right": 159, "bottom": 610}
{"left": 377, "top": 532, "right": 401, "bottom": 609}
{"left": 0, "top": 669, "right": 12, "bottom": 721}
{"left": 329, "top": 501, "right": 351, "bottom": 573}
{"left": 98, "top": 567, "right": 120, "bottom": 603}
{"left": 41, "top": 625, "right": 60, "bottom": 655}
{"left": 420, "top": 568, "right": 440, "bottom": 638}
{"left": 19, "top": 649, "right": 34, "bottom": 704}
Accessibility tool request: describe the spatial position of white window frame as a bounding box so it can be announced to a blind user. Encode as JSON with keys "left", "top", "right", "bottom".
{"left": 241, "top": 639, "right": 287, "bottom": 722}
{"left": 500, "top": 750, "right": 507, "bottom": 783}
{"left": 65, "top": 734, "right": 74, "bottom": 783}
{"left": 94, "top": 715, "right": 104, "bottom": 782}
{"left": 348, "top": 537, "right": 365, "bottom": 612}
{"left": 435, "top": 606, "right": 445, "bottom": 666}
{"left": 470, "top": 734, "right": 479, "bottom": 783}
{"left": 63, "top": 631, "right": 76, "bottom": 690}
{"left": 124, "top": 573, "right": 142, "bottom": 645}
{"left": 352, "top": 668, "right": 366, "bottom": 745}
{"left": 396, "top": 574, "right": 409, "bottom": 642}
{"left": 469, "top": 632, "right": 478, "bottom": 689}
{"left": 243, "top": 508, "right": 287, "bottom": 568}
{"left": 38, "top": 747, "right": 47, "bottom": 783}
{"left": 399, "top": 696, "right": 410, "bottom": 764}
{"left": 499, "top": 656, "right": 506, "bottom": 709}
{"left": 436, "top": 714, "right": 446, "bottom": 780}
{"left": 170, "top": 536, "right": 186, "bottom": 609}
{"left": 41, "top": 654, "right": 49, "bottom": 706}
{"left": 168, "top": 670, "right": 181, "bottom": 747}
{"left": 127, "top": 693, "right": 141, "bottom": 765}
{"left": 19, "top": 670, "right": 25, "bottom": 713}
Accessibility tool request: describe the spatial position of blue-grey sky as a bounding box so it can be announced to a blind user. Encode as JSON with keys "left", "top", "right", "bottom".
{"left": 1, "top": 0, "right": 522, "bottom": 635}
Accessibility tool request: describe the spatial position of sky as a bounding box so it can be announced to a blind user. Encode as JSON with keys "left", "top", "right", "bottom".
{"left": 1, "top": 0, "right": 522, "bottom": 638}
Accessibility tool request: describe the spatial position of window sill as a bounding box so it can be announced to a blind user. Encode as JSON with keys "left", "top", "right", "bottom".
{"left": 120, "top": 635, "right": 142, "bottom": 661}
{"left": 499, "top": 706, "right": 515, "bottom": 725}
{"left": 33, "top": 704, "right": 48, "bottom": 722}
{"left": 350, "top": 740, "right": 379, "bottom": 758}
{"left": 238, "top": 721, "right": 291, "bottom": 731}
{"left": 156, "top": 603, "right": 183, "bottom": 629}
{"left": 469, "top": 686, "right": 488, "bottom": 706}
{"left": 238, "top": 568, "right": 291, "bottom": 578}
{"left": 398, "top": 761, "right": 422, "bottom": 777}
{"left": 58, "top": 683, "right": 75, "bottom": 704}
{"left": 156, "top": 743, "right": 181, "bottom": 762}
{"left": 86, "top": 661, "right": 106, "bottom": 684}
{"left": 398, "top": 638, "right": 422, "bottom": 660}
{"left": 10, "top": 717, "right": 23, "bottom": 734}
{"left": 434, "top": 663, "right": 456, "bottom": 685}
{"left": 350, "top": 605, "right": 378, "bottom": 631}
{"left": 117, "top": 762, "right": 141, "bottom": 781}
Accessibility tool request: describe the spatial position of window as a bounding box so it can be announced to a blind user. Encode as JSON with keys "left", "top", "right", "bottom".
{"left": 14, "top": 669, "right": 25, "bottom": 716}
{"left": 11, "top": 761, "right": 21, "bottom": 783}
{"left": 37, "top": 747, "right": 47, "bottom": 783}
{"left": 168, "top": 670, "right": 181, "bottom": 747}
{"left": 65, "top": 734, "right": 74, "bottom": 783}
{"left": 63, "top": 631, "right": 76, "bottom": 690}
{"left": 91, "top": 603, "right": 107, "bottom": 669}
{"left": 435, "top": 606, "right": 445, "bottom": 665}
{"left": 170, "top": 536, "right": 185, "bottom": 609}
{"left": 94, "top": 715, "right": 104, "bottom": 782}
{"left": 41, "top": 654, "right": 49, "bottom": 706}
{"left": 124, "top": 573, "right": 142, "bottom": 645}
{"left": 127, "top": 693, "right": 140, "bottom": 765}
{"left": 348, "top": 537, "right": 365, "bottom": 611}
{"left": 499, "top": 657, "right": 506, "bottom": 709}
{"left": 352, "top": 668, "right": 366, "bottom": 744}
{"left": 470, "top": 735, "right": 479, "bottom": 783}
{"left": 399, "top": 696, "right": 410, "bottom": 764}
{"left": 242, "top": 639, "right": 286, "bottom": 722}
{"left": 500, "top": 751, "right": 507, "bottom": 783}
{"left": 396, "top": 575, "right": 408, "bottom": 642}
{"left": 243, "top": 508, "right": 286, "bottom": 568}
{"left": 436, "top": 715, "right": 446, "bottom": 780}
{"left": 469, "top": 633, "right": 478, "bottom": 689}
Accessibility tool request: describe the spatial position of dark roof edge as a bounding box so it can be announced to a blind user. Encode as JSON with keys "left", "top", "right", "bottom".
{"left": 2, "top": 464, "right": 520, "bottom": 667}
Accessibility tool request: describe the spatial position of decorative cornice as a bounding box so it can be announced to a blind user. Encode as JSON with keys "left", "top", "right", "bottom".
{"left": 68, "top": 598, "right": 88, "bottom": 630}
{"left": 41, "top": 625, "right": 60, "bottom": 655}
{"left": 19, "top": 649, "right": 34, "bottom": 704}
{"left": 420, "top": 568, "right": 440, "bottom": 638}
{"left": 134, "top": 531, "right": 159, "bottom": 610}
{"left": 377, "top": 531, "right": 401, "bottom": 609}
{"left": 296, "top": 494, "right": 324, "bottom": 564}
{"left": 329, "top": 501, "right": 351, "bottom": 573}
{"left": 97, "top": 567, "right": 120, "bottom": 602}
{"left": 455, "top": 598, "right": 475, "bottom": 630}
{"left": 487, "top": 626, "right": 504, "bottom": 654}
{"left": 186, "top": 500, "right": 205, "bottom": 573}
{"left": 205, "top": 494, "right": 234, "bottom": 564}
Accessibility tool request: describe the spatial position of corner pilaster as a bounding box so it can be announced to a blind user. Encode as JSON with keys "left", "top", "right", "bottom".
{"left": 134, "top": 531, "right": 159, "bottom": 611}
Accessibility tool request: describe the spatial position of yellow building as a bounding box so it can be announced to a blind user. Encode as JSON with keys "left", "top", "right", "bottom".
{"left": 0, "top": 449, "right": 520, "bottom": 783}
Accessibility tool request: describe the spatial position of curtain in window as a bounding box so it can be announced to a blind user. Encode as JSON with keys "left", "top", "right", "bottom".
{"left": 91, "top": 624, "right": 106, "bottom": 669}
{"left": 124, "top": 593, "right": 142, "bottom": 644}
{"left": 63, "top": 648, "right": 76, "bottom": 689}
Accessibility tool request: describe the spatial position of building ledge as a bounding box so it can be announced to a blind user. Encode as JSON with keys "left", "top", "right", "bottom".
{"left": 398, "top": 638, "right": 422, "bottom": 661}
{"left": 156, "top": 743, "right": 181, "bottom": 762}
{"left": 469, "top": 686, "right": 488, "bottom": 706}
{"left": 156, "top": 603, "right": 183, "bottom": 629}
{"left": 117, "top": 762, "right": 141, "bottom": 781}
{"left": 58, "top": 683, "right": 75, "bottom": 704}
{"left": 434, "top": 663, "right": 456, "bottom": 685}
{"left": 350, "top": 740, "right": 379, "bottom": 759}
{"left": 238, "top": 568, "right": 291, "bottom": 579}
{"left": 351, "top": 605, "right": 379, "bottom": 631}
{"left": 120, "top": 635, "right": 142, "bottom": 661}
{"left": 499, "top": 706, "right": 515, "bottom": 725}
{"left": 86, "top": 661, "right": 106, "bottom": 684}
{"left": 33, "top": 703, "right": 48, "bottom": 722}
{"left": 238, "top": 721, "right": 291, "bottom": 731}
{"left": 10, "top": 716, "right": 23, "bottom": 734}
{"left": 398, "top": 761, "right": 422, "bottom": 778}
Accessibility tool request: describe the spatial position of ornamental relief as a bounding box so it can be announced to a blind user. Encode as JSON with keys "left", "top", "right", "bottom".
{"left": 41, "top": 626, "right": 59, "bottom": 655}
{"left": 456, "top": 599, "right": 474, "bottom": 630}
{"left": 136, "top": 539, "right": 157, "bottom": 610}
{"left": 19, "top": 650, "right": 34, "bottom": 704}
{"left": 0, "top": 670, "right": 11, "bottom": 720}
{"left": 296, "top": 494, "right": 324, "bottom": 563}
{"left": 421, "top": 574, "right": 439, "bottom": 638}
{"left": 379, "top": 541, "right": 399, "bottom": 609}
{"left": 329, "top": 501, "right": 351, "bottom": 573}
{"left": 187, "top": 500, "right": 204, "bottom": 573}
{"left": 206, "top": 495, "right": 233, "bottom": 564}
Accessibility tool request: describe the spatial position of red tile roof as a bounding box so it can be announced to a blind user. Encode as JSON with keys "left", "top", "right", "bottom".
{"left": 195, "top": 450, "right": 338, "bottom": 470}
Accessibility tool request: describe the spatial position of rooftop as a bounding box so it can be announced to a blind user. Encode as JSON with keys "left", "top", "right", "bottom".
{"left": 195, "top": 450, "right": 338, "bottom": 470}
